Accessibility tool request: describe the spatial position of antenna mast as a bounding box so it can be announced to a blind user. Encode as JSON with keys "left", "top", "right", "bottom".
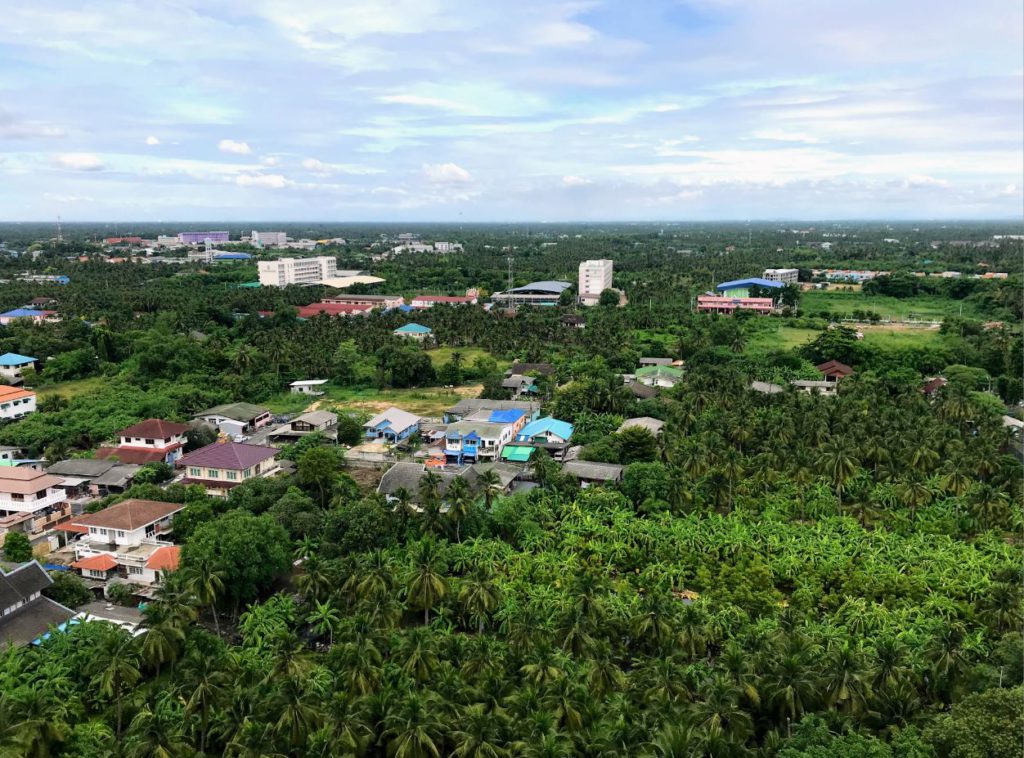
{"left": 56, "top": 215, "right": 63, "bottom": 244}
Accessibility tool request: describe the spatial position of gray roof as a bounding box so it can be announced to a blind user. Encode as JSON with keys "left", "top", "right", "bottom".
{"left": 791, "top": 380, "right": 834, "bottom": 388}
{"left": 618, "top": 417, "right": 665, "bottom": 435}
{"left": 47, "top": 459, "right": 117, "bottom": 478}
{"left": 92, "top": 464, "right": 142, "bottom": 488}
{"left": 502, "top": 374, "right": 533, "bottom": 389}
{"left": 627, "top": 382, "right": 660, "bottom": 399}
{"left": 364, "top": 406, "right": 421, "bottom": 431}
{"left": 508, "top": 362, "right": 554, "bottom": 376}
{"left": 0, "top": 561, "right": 51, "bottom": 609}
{"left": 378, "top": 462, "right": 480, "bottom": 501}
{"left": 469, "top": 461, "right": 523, "bottom": 490}
{"left": 639, "top": 357, "right": 673, "bottom": 366}
{"left": 750, "top": 381, "right": 785, "bottom": 394}
{"left": 561, "top": 460, "right": 624, "bottom": 481}
{"left": 0, "top": 596, "right": 74, "bottom": 647}
{"left": 293, "top": 410, "right": 338, "bottom": 427}
{"left": 446, "top": 398, "right": 538, "bottom": 417}
{"left": 195, "top": 402, "right": 270, "bottom": 422}
{"left": 507, "top": 280, "right": 571, "bottom": 294}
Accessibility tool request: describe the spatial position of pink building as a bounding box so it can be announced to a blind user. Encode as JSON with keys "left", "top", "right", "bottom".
{"left": 410, "top": 295, "right": 478, "bottom": 308}
{"left": 696, "top": 296, "right": 774, "bottom": 315}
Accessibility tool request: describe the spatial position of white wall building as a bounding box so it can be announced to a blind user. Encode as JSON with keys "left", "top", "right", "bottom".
{"left": 258, "top": 256, "right": 338, "bottom": 287}
{"left": 252, "top": 231, "right": 287, "bottom": 247}
{"left": 578, "top": 259, "right": 614, "bottom": 306}
{"left": 763, "top": 268, "right": 799, "bottom": 284}
{"left": 0, "top": 387, "right": 36, "bottom": 421}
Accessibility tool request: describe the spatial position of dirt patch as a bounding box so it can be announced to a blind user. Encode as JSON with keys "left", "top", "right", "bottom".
{"left": 346, "top": 466, "right": 386, "bottom": 492}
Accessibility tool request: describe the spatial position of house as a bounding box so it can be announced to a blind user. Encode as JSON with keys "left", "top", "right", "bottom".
{"left": 561, "top": 314, "right": 586, "bottom": 329}
{"left": 69, "top": 499, "right": 184, "bottom": 588}
{"left": 561, "top": 460, "right": 625, "bottom": 488}
{"left": 716, "top": 278, "right": 784, "bottom": 298}
{"left": 750, "top": 381, "right": 785, "bottom": 395}
{"left": 321, "top": 294, "right": 405, "bottom": 309}
{"left": 618, "top": 417, "right": 665, "bottom": 436}
{"left": 0, "top": 385, "right": 36, "bottom": 421}
{"left": 364, "top": 407, "right": 421, "bottom": 443}
{"left": 0, "top": 308, "right": 59, "bottom": 326}
{"left": 627, "top": 382, "right": 660, "bottom": 400}
{"left": 922, "top": 377, "right": 947, "bottom": 397}
{"left": 94, "top": 418, "right": 190, "bottom": 465}
{"left": 29, "top": 297, "right": 57, "bottom": 308}
{"left": 499, "top": 444, "right": 536, "bottom": 463}
{"left": 636, "top": 365, "right": 683, "bottom": 388}
{"left": 193, "top": 403, "right": 272, "bottom": 437}
{"left": 289, "top": 379, "right": 328, "bottom": 395}
{"left": 393, "top": 323, "right": 432, "bottom": 340}
{"left": 0, "top": 468, "right": 70, "bottom": 551}
{"left": 443, "top": 411, "right": 524, "bottom": 464}
{"left": 178, "top": 441, "right": 279, "bottom": 496}
{"left": 762, "top": 268, "right": 799, "bottom": 284}
{"left": 516, "top": 417, "right": 574, "bottom": 445}
{"left": 639, "top": 357, "right": 673, "bottom": 367}
{"left": 0, "top": 353, "right": 37, "bottom": 384}
{"left": 296, "top": 302, "right": 373, "bottom": 318}
{"left": 269, "top": 410, "right": 338, "bottom": 443}
{"left": 0, "top": 446, "right": 20, "bottom": 464}
{"left": 491, "top": 280, "right": 571, "bottom": 307}
{"left": 46, "top": 459, "right": 141, "bottom": 497}
{"left": 410, "top": 294, "right": 478, "bottom": 308}
{"left": 508, "top": 362, "right": 554, "bottom": 377}
{"left": 377, "top": 462, "right": 477, "bottom": 505}
{"left": 502, "top": 374, "right": 538, "bottom": 397}
{"left": 444, "top": 398, "right": 540, "bottom": 423}
{"left": 815, "top": 360, "right": 854, "bottom": 382}
{"left": 791, "top": 380, "right": 839, "bottom": 396}
{"left": 0, "top": 561, "right": 75, "bottom": 647}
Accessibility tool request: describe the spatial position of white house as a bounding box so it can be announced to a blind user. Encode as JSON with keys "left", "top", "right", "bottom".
{"left": 290, "top": 379, "right": 328, "bottom": 395}
{"left": 0, "top": 353, "right": 37, "bottom": 385}
{"left": 0, "top": 386, "right": 36, "bottom": 421}
{"left": 0, "top": 468, "right": 69, "bottom": 549}
{"left": 95, "top": 418, "right": 190, "bottom": 465}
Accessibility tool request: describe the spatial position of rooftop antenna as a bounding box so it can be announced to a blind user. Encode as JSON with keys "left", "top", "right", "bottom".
{"left": 56, "top": 215, "right": 63, "bottom": 244}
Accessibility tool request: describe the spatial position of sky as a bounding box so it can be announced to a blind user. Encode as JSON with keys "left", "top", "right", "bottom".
{"left": 1, "top": 0, "right": 1022, "bottom": 221}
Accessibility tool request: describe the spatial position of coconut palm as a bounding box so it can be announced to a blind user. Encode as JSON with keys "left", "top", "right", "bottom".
{"left": 406, "top": 538, "right": 450, "bottom": 624}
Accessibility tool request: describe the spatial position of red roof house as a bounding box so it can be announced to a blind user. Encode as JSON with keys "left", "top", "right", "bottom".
{"left": 814, "top": 360, "right": 854, "bottom": 381}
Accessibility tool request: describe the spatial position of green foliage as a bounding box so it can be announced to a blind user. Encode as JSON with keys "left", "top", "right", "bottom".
{"left": 44, "top": 570, "right": 92, "bottom": 608}
{"left": 925, "top": 687, "right": 1024, "bottom": 758}
{"left": 2, "top": 532, "right": 32, "bottom": 562}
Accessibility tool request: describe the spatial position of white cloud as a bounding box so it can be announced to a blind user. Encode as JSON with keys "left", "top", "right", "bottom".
{"left": 562, "top": 175, "right": 591, "bottom": 187}
{"left": 218, "top": 139, "right": 251, "bottom": 155}
{"left": 302, "top": 157, "right": 384, "bottom": 176}
{"left": 653, "top": 104, "right": 681, "bottom": 112}
{"left": 377, "top": 94, "right": 469, "bottom": 112}
{"left": 302, "top": 158, "right": 330, "bottom": 174}
{"left": 261, "top": 156, "right": 280, "bottom": 166}
{"left": 145, "top": 135, "right": 160, "bottom": 146}
{"left": 235, "top": 173, "right": 292, "bottom": 189}
{"left": 532, "top": 20, "right": 596, "bottom": 48}
{"left": 752, "top": 129, "right": 822, "bottom": 144}
{"left": 422, "top": 162, "right": 472, "bottom": 183}
{"left": 52, "top": 152, "right": 104, "bottom": 171}
{"left": 0, "top": 111, "right": 65, "bottom": 139}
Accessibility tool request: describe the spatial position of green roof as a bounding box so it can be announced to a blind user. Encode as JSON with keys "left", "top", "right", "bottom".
{"left": 233, "top": 281, "right": 262, "bottom": 288}
{"left": 501, "top": 445, "right": 535, "bottom": 462}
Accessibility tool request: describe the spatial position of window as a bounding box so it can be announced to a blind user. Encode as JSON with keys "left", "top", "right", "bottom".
{"left": 145, "top": 438, "right": 154, "bottom": 445}
{"left": 189, "top": 467, "right": 201, "bottom": 477}
{"left": 88, "top": 569, "right": 107, "bottom": 579}
{"left": 226, "top": 471, "right": 237, "bottom": 481}
{"left": 128, "top": 566, "right": 143, "bottom": 575}
{"left": 207, "top": 469, "right": 219, "bottom": 479}
{"left": 243, "top": 468, "right": 252, "bottom": 478}
{"left": 116, "top": 530, "right": 126, "bottom": 538}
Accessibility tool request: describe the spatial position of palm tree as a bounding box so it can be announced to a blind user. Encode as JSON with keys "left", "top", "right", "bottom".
{"left": 459, "top": 566, "right": 502, "bottom": 633}
{"left": 817, "top": 439, "right": 860, "bottom": 508}
{"left": 182, "top": 652, "right": 230, "bottom": 756}
{"left": 446, "top": 476, "right": 473, "bottom": 542}
{"left": 185, "top": 558, "right": 225, "bottom": 636}
{"left": 123, "top": 694, "right": 189, "bottom": 758}
{"left": 306, "top": 600, "right": 341, "bottom": 646}
{"left": 821, "top": 641, "right": 873, "bottom": 717}
{"left": 272, "top": 675, "right": 322, "bottom": 750}
{"left": 382, "top": 693, "right": 444, "bottom": 758}
{"left": 0, "top": 687, "right": 72, "bottom": 758}
{"left": 477, "top": 469, "right": 502, "bottom": 510}
{"left": 88, "top": 627, "right": 143, "bottom": 737}
{"left": 450, "top": 703, "right": 508, "bottom": 758}
{"left": 688, "top": 674, "right": 754, "bottom": 742}
{"left": 406, "top": 538, "right": 449, "bottom": 624}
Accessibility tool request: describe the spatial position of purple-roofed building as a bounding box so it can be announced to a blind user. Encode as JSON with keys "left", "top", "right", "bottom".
{"left": 177, "top": 441, "right": 279, "bottom": 497}
{"left": 178, "top": 231, "right": 230, "bottom": 245}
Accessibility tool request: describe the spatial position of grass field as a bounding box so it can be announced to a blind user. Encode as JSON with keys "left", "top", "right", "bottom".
{"left": 263, "top": 383, "right": 483, "bottom": 418}
{"left": 35, "top": 376, "right": 107, "bottom": 400}
{"left": 426, "top": 346, "right": 506, "bottom": 371}
{"left": 800, "top": 290, "right": 979, "bottom": 321}
{"left": 746, "top": 323, "right": 947, "bottom": 356}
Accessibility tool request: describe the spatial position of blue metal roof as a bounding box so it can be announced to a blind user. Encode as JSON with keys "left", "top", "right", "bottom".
{"left": 716, "top": 278, "right": 783, "bottom": 291}
{"left": 0, "top": 308, "right": 47, "bottom": 318}
{"left": 508, "top": 280, "right": 572, "bottom": 294}
{"left": 517, "top": 416, "right": 574, "bottom": 441}
{"left": 0, "top": 353, "right": 36, "bottom": 366}
{"left": 488, "top": 409, "right": 526, "bottom": 424}
{"left": 213, "top": 252, "right": 252, "bottom": 260}
{"left": 394, "top": 323, "right": 432, "bottom": 334}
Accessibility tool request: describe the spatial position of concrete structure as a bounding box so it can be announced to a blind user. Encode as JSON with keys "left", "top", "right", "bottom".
{"left": 410, "top": 294, "right": 478, "bottom": 308}
{"left": 251, "top": 230, "right": 287, "bottom": 247}
{"left": 443, "top": 399, "right": 540, "bottom": 423}
{"left": 0, "top": 353, "right": 36, "bottom": 385}
{"left": 716, "top": 278, "right": 784, "bottom": 298}
{"left": 296, "top": 302, "right": 373, "bottom": 318}
{"left": 696, "top": 295, "right": 774, "bottom": 315}
{"left": 491, "top": 281, "right": 572, "bottom": 307}
{"left": 289, "top": 379, "right": 328, "bottom": 395}
{"left": 268, "top": 411, "right": 338, "bottom": 443}
{"left": 187, "top": 249, "right": 215, "bottom": 263}
{"left": 791, "top": 380, "right": 838, "bottom": 396}
{"left": 321, "top": 293, "right": 405, "bottom": 309}
{"left": 0, "top": 386, "right": 36, "bottom": 421}
{"left": 763, "top": 268, "right": 799, "bottom": 284}
{"left": 320, "top": 274, "right": 387, "bottom": 289}
{"left": 257, "top": 256, "right": 338, "bottom": 287}
{"left": 617, "top": 417, "right": 665, "bottom": 436}
{"left": 364, "top": 407, "right": 422, "bottom": 443}
{"left": 94, "top": 419, "right": 190, "bottom": 465}
{"left": 178, "top": 231, "right": 229, "bottom": 245}
{"left": 178, "top": 442, "right": 280, "bottom": 497}
{"left": 193, "top": 403, "right": 272, "bottom": 437}
{"left": 393, "top": 323, "right": 432, "bottom": 341}
{"left": 516, "top": 417, "right": 574, "bottom": 445}
{"left": 156, "top": 235, "right": 180, "bottom": 247}
{"left": 635, "top": 365, "right": 683, "bottom": 388}
{"left": 0, "top": 468, "right": 69, "bottom": 548}
{"left": 578, "top": 259, "right": 614, "bottom": 306}
{"left": 561, "top": 460, "right": 624, "bottom": 488}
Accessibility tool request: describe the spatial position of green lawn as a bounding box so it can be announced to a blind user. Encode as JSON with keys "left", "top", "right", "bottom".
{"left": 746, "top": 323, "right": 947, "bottom": 356}
{"left": 262, "top": 383, "right": 484, "bottom": 418}
{"left": 800, "top": 290, "right": 978, "bottom": 321}
{"left": 426, "top": 346, "right": 506, "bottom": 371}
{"left": 746, "top": 327, "right": 819, "bottom": 355}
{"left": 35, "top": 376, "right": 107, "bottom": 400}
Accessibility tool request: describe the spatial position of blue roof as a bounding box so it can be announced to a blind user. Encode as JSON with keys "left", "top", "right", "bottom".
{"left": 488, "top": 409, "right": 526, "bottom": 424}
{"left": 716, "top": 278, "right": 783, "bottom": 291}
{"left": 394, "top": 323, "right": 432, "bottom": 334}
{"left": 509, "top": 280, "right": 572, "bottom": 294}
{"left": 0, "top": 308, "right": 47, "bottom": 318}
{"left": 517, "top": 416, "right": 574, "bottom": 441}
{"left": 213, "top": 252, "right": 252, "bottom": 260}
{"left": 0, "top": 352, "right": 36, "bottom": 366}
{"left": 397, "top": 304, "right": 414, "bottom": 313}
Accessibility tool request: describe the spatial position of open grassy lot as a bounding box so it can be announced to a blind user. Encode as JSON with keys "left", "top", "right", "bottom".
{"left": 426, "top": 346, "right": 506, "bottom": 370}
{"left": 800, "top": 290, "right": 979, "bottom": 321}
{"left": 35, "top": 376, "right": 107, "bottom": 400}
{"left": 262, "top": 383, "right": 483, "bottom": 418}
{"left": 746, "top": 322, "right": 948, "bottom": 356}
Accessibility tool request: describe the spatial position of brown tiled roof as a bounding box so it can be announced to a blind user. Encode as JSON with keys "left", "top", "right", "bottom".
{"left": 118, "top": 419, "right": 190, "bottom": 438}
{"left": 815, "top": 360, "right": 854, "bottom": 377}
{"left": 178, "top": 441, "right": 277, "bottom": 470}
{"left": 94, "top": 447, "right": 173, "bottom": 465}
{"left": 0, "top": 468, "right": 64, "bottom": 495}
{"left": 72, "top": 499, "right": 183, "bottom": 531}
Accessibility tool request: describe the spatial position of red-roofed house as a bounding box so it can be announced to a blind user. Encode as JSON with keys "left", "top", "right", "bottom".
{"left": 94, "top": 418, "right": 190, "bottom": 465}
{"left": 815, "top": 360, "right": 854, "bottom": 382}
{"left": 68, "top": 499, "right": 184, "bottom": 588}
{"left": 296, "top": 302, "right": 373, "bottom": 318}
{"left": 178, "top": 441, "right": 280, "bottom": 497}
{"left": 922, "top": 377, "right": 947, "bottom": 396}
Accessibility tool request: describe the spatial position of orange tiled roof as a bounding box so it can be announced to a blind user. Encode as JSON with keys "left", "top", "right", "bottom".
{"left": 72, "top": 554, "right": 118, "bottom": 571}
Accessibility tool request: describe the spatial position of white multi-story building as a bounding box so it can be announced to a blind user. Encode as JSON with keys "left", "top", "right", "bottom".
{"left": 0, "top": 468, "right": 69, "bottom": 548}
{"left": 763, "top": 268, "right": 799, "bottom": 284}
{"left": 0, "top": 386, "right": 35, "bottom": 421}
{"left": 155, "top": 235, "right": 180, "bottom": 247}
{"left": 187, "top": 249, "right": 214, "bottom": 263}
{"left": 252, "top": 231, "right": 287, "bottom": 248}
{"left": 257, "top": 256, "right": 338, "bottom": 287}
{"left": 578, "top": 259, "right": 614, "bottom": 306}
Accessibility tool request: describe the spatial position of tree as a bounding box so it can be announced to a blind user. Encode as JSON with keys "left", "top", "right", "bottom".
{"left": 3, "top": 532, "right": 32, "bottom": 563}
{"left": 925, "top": 686, "right": 1024, "bottom": 758}
{"left": 87, "top": 627, "right": 143, "bottom": 736}
{"left": 184, "top": 558, "right": 225, "bottom": 636}
{"left": 598, "top": 289, "right": 619, "bottom": 307}
{"left": 44, "top": 570, "right": 92, "bottom": 608}
{"left": 296, "top": 447, "right": 341, "bottom": 506}
{"left": 306, "top": 600, "right": 341, "bottom": 646}
{"left": 180, "top": 511, "right": 291, "bottom": 615}
{"left": 405, "top": 538, "right": 449, "bottom": 625}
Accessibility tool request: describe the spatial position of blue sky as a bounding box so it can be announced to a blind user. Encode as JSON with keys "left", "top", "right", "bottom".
{"left": 1, "top": 0, "right": 1021, "bottom": 221}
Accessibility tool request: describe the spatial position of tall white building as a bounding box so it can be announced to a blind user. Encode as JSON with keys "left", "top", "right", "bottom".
{"left": 252, "top": 231, "right": 287, "bottom": 248}
{"left": 258, "top": 256, "right": 338, "bottom": 287}
{"left": 762, "top": 268, "right": 799, "bottom": 284}
{"left": 578, "top": 259, "right": 614, "bottom": 306}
